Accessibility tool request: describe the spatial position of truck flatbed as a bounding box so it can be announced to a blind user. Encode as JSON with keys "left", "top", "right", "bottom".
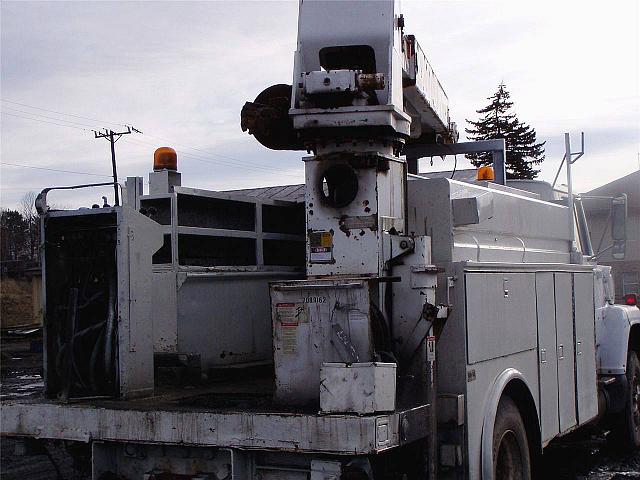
{"left": 1, "top": 372, "right": 429, "bottom": 455}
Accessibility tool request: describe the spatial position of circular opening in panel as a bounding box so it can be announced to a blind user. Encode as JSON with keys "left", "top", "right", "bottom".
{"left": 318, "top": 164, "right": 359, "bottom": 208}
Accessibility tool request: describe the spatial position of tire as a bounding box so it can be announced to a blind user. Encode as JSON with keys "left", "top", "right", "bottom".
{"left": 612, "top": 349, "right": 640, "bottom": 449}
{"left": 493, "top": 396, "right": 532, "bottom": 480}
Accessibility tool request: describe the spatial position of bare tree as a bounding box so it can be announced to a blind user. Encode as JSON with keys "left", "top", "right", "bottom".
{"left": 19, "top": 192, "right": 37, "bottom": 221}
{"left": 19, "top": 191, "right": 39, "bottom": 263}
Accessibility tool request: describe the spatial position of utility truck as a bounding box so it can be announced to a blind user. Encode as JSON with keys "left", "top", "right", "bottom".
{"left": 2, "top": 1, "right": 639, "bottom": 479}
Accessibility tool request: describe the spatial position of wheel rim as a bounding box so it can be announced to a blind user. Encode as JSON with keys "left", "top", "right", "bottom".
{"left": 496, "top": 430, "right": 524, "bottom": 480}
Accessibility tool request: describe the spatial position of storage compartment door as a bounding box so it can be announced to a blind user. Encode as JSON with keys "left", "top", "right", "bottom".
{"left": 554, "top": 273, "right": 577, "bottom": 432}
{"left": 535, "top": 272, "right": 560, "bottom": 442}
{"left": 574, "top": 272, "right": 598, "bottom": 424}
{"left": 465, "top": 273, "right": 537, "bottom": 364}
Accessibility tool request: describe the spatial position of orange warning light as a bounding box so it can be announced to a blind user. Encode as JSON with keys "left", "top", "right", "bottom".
{"left": 477, "top": 166, "right": 495, "bottom": 181}
{"left": 154, "top": 147, "right": 178, "bottom": 171}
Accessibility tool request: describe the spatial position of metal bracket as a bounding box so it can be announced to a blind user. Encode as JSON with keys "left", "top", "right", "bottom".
{"left": 383, "top": 233, "right": 415, "bottom": 270}
{"left": 404, "top": 139, "right": 507, "bottom": 185}
{"left": 331, "top": 324, "right": 360, "bottom": 363}
{"left": 35, "top": 182, "right": 122, "bottom": 215}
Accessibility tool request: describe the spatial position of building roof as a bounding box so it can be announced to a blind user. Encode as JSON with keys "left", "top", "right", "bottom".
{"left": 221, "top": 170, "right": 479, "bottom": 204}
{"left": 223, "top": 184, "right": 305, "bottom": 203}
{"left": 417, "top": 168, "right": 478, "bottom": 182}
{"left": 221, "top": 168, "right": 556, "bottom": 203}
{"left": 586, "top": 170, "right": 640, "bottom": 209}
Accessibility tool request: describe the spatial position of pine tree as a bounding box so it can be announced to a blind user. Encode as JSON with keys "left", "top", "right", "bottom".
{"left": 465, "top": 83, "right": 545, "bottom": 179}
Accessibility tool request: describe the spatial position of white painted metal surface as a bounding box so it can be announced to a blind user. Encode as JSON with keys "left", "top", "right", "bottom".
{"left": 320, "top": 362, "right": 396, "bottom": 414}
{"left": 291, "top": 0, "right": 410, "bottom": 136}
{"left": 465, "top": 273, "right": 537, "bottom": 364}
{"left": 437, "top": 261, "right": 597, "bottom": 480}
{"left": 407, "top": 177, "right": 573, "bottom": 265}
{"left": 574, "top": 272, "right": 598, "bottom": 424}
{"left": 139, "top": 181, "right": 305, "bottom": 368}
{"left": 177, "top": 272, "right": 293, "bottom": 367}
{"left": 0, "top": 401, "right": 428, "bottom": 455}
{"left": 304, "top": 154, "right": 405, "bottom": 277}
{"left": 303, "top": 70, "right": 359, "bottom": 95}
{"left": 535, "top": 272, "right": 561, "bottom": 443}
{"left": 555, "top": 272, "right": 578, "bottom": 432}
{"left": 150, "top": 270, "right": 178, "bottom": 352}
{"left": 271, "top": 278, "right": 375, "bottom": 405}
{"left": 402, "top": 35, "right": 451, "bottom": 137}
{"left": 291, "top": 1, "right": 452, "bottom": 141}
{"left": 597, "top": 304, "right": 640, "bottom": 374}
{"left": 116, "top": 207, "right": 165, "bottom": 397}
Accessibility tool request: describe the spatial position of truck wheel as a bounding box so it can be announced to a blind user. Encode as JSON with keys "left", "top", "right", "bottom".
{"left": 493, "top": 396, "right": 532, "bottom": 480}
{"left": 613, "top": 349, "right": 640, "bottom": 449}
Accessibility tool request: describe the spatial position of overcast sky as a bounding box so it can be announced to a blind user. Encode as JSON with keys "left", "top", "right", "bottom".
{"left": 1, "top": 0, "right": 639, "bottom": 210}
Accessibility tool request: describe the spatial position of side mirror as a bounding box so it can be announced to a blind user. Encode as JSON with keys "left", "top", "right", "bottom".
{"left": 611, "top": 194, "right": 627, "bottom": 260}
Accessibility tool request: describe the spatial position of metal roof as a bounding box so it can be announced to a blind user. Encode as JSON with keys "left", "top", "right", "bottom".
{"left": 221, "top": 169, "right": 534, "bottom": 204}
{"left": 417, "top": 168, "right": 478, "bottom": 183}
{"left": 222, "top": 170, "right": 478, "bottom": 204}
{"left": 586, "top": 170, "right": 639, "bottom": 209}
{"left": 223, "top": 184, "right": 305, "bottom": 203}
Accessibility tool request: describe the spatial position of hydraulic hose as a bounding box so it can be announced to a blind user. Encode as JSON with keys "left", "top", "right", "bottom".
{"left": 89, "top": 328, "right": 105, "bottom": 393}
{"left": 103, "top": 268, "right": 117, "bottom": 393}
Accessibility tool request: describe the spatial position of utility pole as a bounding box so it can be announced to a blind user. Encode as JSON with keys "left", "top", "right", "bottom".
{"left": 93, "top": 126, "right": 142, "bottom": 206}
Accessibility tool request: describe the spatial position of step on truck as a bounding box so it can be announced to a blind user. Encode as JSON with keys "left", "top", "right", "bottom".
{"left": 2, "top": 1, "right": 640, "bottom": 479}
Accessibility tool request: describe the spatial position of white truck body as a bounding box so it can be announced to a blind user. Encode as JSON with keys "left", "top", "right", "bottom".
{"left": 3, "top": 1, "right": 640, "bottom": 479}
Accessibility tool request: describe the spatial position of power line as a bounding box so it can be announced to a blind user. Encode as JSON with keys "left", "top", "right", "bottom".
{"left": 141, "top": 133, "right": 300, "bottom": 174}
{"left": 1, "top": 111, "right": 92, "bottom": 131}
{"left": 1, "top": 98, "right": 127, "bottom": 128}
{"left": 1, "top": 186, "right": 51, "bottom": 191}
{"left": 6, "top": 99, "right": 298, "bottom": 175}
{"left": 3, "top": 107, "right": 100, "bottom": 129}
{"left": 130, "top": 137, "right": 301, "bottom": 178}
{"left": 3, "top": 99, "right": 303, "bottom": 178}
{"left": 0, "top": 162, "right": 112, "bottom": 178}
{"left": 3, "top": 110, "right": 300, "bottom": 179}
{"left": 142, "top": 132, "right": 276, "bottom": 166}
{"left": 124, "top": 136, "right": 301, "bottom": 178}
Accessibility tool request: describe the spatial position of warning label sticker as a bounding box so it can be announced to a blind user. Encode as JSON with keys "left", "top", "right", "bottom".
{"left": 277, "top": 303, "right": 307, "bottom": 354}
{"left": 276, "top": 302, "right": 307, "bottom": 325}
{"left": 309, "top": 231, "right": 333, "bottom": 263}
{"left": 282, "top": 325, "right": 298, "bottom": 354}
{"left": 310, "top": 246, "right": 332, "bottom": 262}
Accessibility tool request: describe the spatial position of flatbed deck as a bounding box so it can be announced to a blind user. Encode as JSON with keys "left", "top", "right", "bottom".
{"left": 1, "top": 365, "right": 429, "bottom": 455}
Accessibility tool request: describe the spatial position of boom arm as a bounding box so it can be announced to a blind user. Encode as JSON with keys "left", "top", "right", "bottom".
{"left": 242, "top": 0, "right": 457, "bottom": 152}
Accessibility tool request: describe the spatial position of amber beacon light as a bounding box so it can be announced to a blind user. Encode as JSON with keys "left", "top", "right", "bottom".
{"left": 154, "top": 147, "right": 178, "bottom": 171}
{"left": 476, "top": 166, "right": 495, "bottom": 181}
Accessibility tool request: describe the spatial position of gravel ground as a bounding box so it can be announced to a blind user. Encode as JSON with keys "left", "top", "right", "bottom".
{"left": 544, "top": 441, "right": 640, "bottom": 479}
{"left": 2, "top": 338, "right": 640, "bottom": 479}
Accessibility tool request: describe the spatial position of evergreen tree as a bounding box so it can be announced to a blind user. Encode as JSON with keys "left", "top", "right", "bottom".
{"left": 1, "top": 209, "right": 28, "bottom": 262}
{"left": 465, "top": 83, "right": 545, "bottom": 179}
